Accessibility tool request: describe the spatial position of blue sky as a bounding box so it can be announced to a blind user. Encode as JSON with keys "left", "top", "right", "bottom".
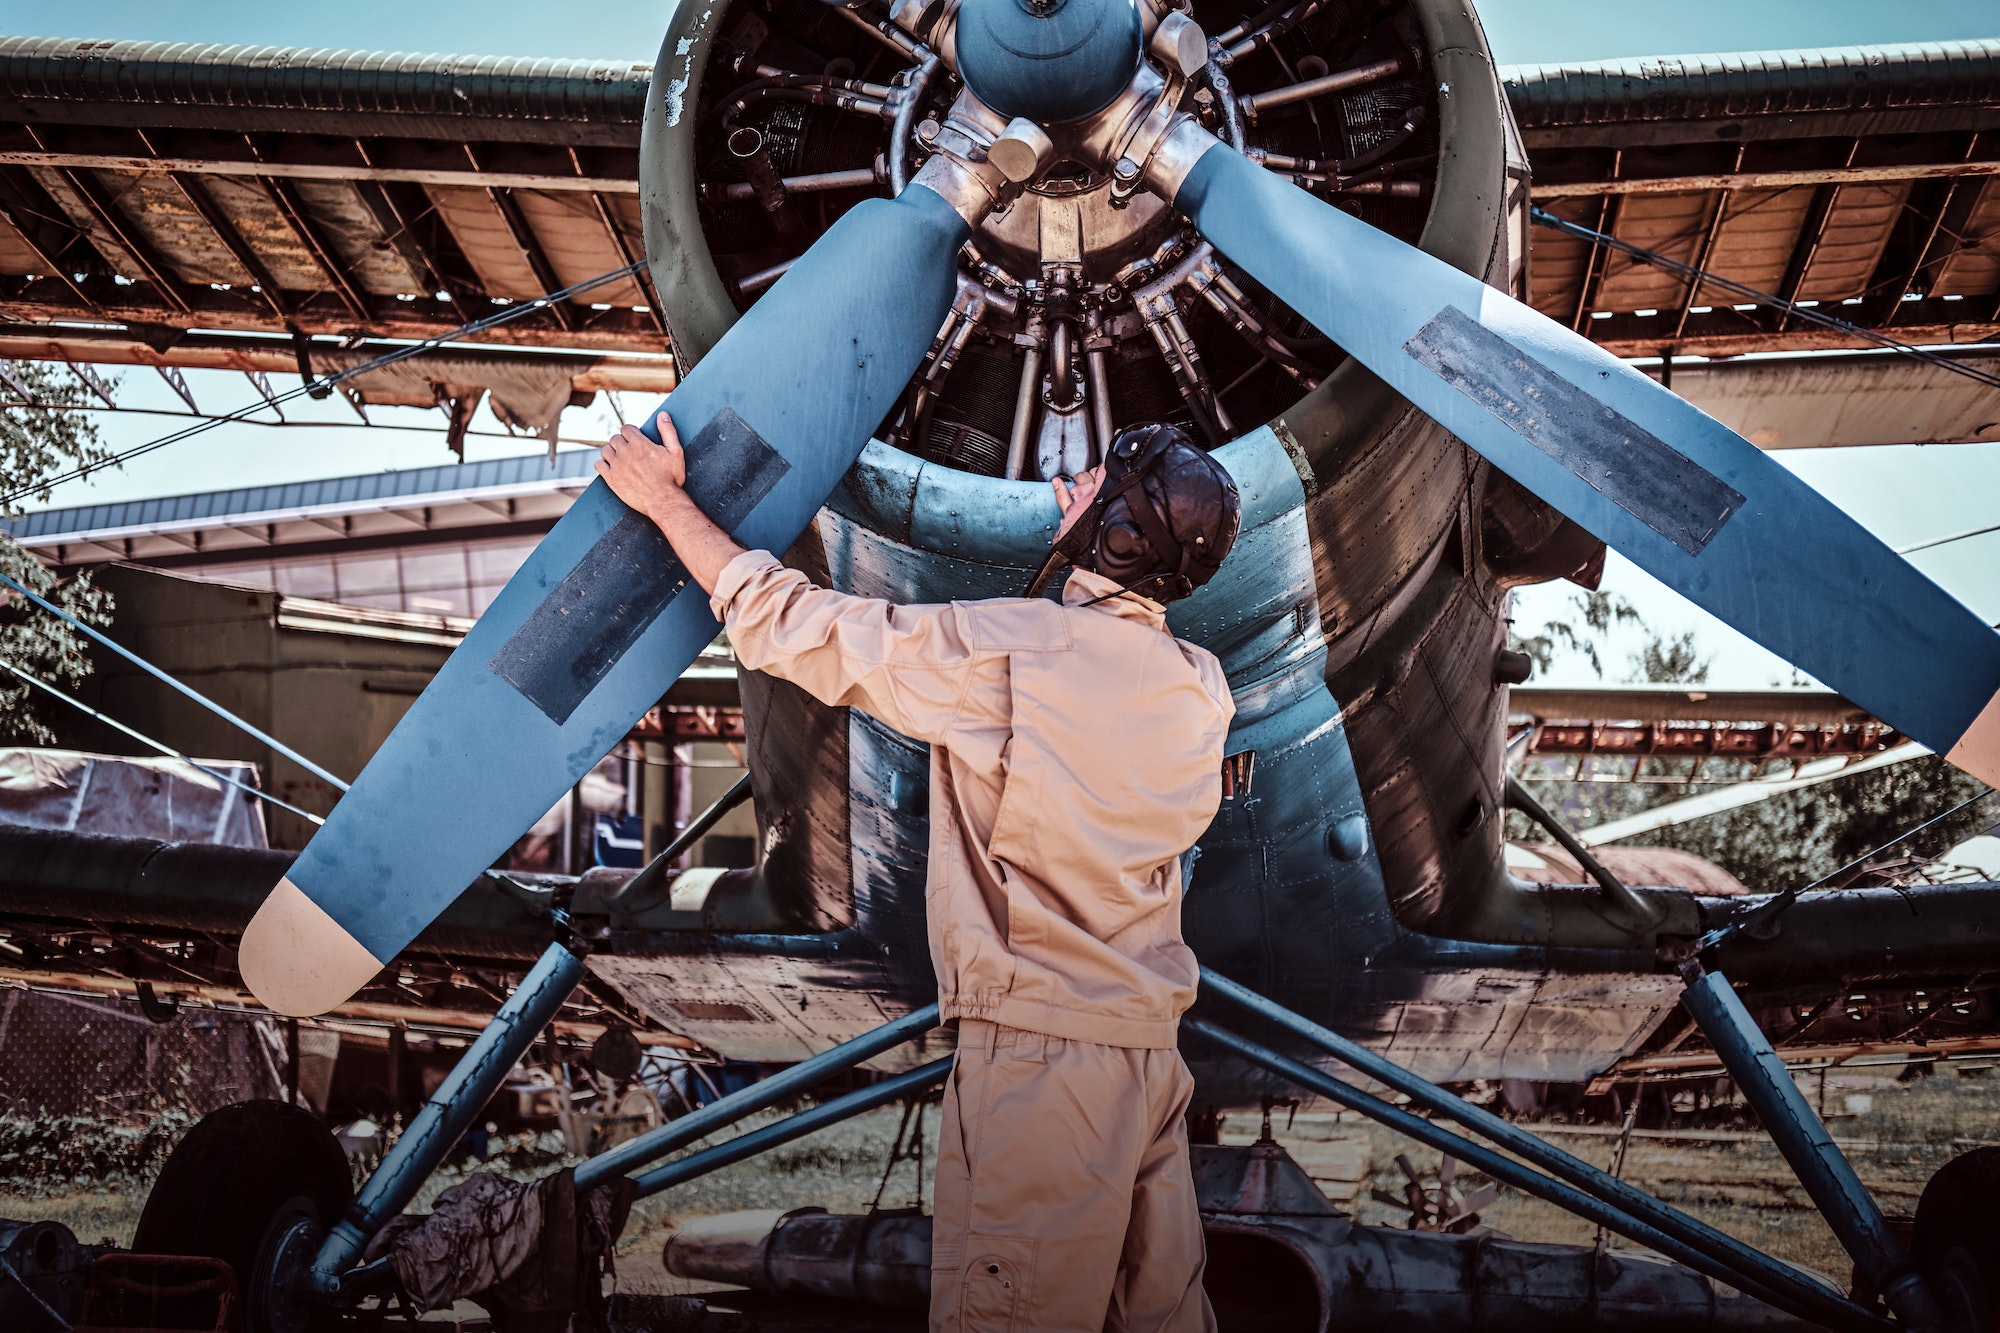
{"left": 8, "top": 0, "right": 1998, "bottom": 687}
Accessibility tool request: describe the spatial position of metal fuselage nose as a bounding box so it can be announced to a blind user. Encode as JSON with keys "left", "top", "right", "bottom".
{"left": 953, "top": 0, "right": 1146, "bottom": 124}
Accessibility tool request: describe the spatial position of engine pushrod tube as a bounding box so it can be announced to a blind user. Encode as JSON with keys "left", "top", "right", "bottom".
{"left": 1183, "top": 1018, "right": 1889, "bottom": 1333}
{"left": 633, "top": 1056, "right": 953, "bottom": 1198}
{"left": 575, "top": 1002, "right": 941, "bottom": 1190}
{"left": 1680, "top": 963, "right": 1940, "bottom": 1327}
{"left": 311, "top": 940, "right": 588, "bottom": 1293}
{"left": 1197, "top": 968, "right": 1888, "bottom": 1333}
{"left": 712, "top": 166, "right": 885, "bottom": 202}
{"left": 1237, "top": 55, "right": 1407, "bottom": 118}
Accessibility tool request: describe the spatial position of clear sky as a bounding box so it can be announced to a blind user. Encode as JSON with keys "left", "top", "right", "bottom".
{"left": 7, "top": 0, "right": 1998, "bottom": 688}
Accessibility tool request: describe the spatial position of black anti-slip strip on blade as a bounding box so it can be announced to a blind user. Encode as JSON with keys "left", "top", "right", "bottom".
{"left": 490, "top": 407, "right": 790, "bottom": 724}
{"left": 1406, "top": 306, "right": 1745, "bottom": 557}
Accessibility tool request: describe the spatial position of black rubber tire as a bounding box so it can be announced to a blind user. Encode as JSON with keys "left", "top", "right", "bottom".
{"left": 134, "top": 1100, "right": 353, "bottom": 1333}
{"left": 1914, "top": 1145, "right": 2000, "bottom": 1333}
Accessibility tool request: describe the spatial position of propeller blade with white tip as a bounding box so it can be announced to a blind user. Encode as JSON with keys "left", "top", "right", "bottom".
{"left": 239, "top": 187, "right": 971, "bottom": 1017}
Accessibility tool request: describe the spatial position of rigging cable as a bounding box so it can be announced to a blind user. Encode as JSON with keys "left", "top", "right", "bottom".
{"left": 1528, "top": 208, "right": 2000, "bottom": 392}
{"left": 0, "top": 570, "right": 349, "bottom": 790}
{"left": 1, "top": 657, "right": 326, "bottom": 826}
{"left": 0, "top": 259, "right": 647, "bottom": 509}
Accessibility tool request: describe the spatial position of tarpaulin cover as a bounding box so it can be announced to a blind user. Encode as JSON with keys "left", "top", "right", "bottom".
{"left": 0, "top": 748, "right": 267, "bottom": 848}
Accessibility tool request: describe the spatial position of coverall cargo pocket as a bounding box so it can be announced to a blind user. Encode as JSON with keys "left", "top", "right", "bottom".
{"left": 953, "top": 1235, "right": 1038, "bottom": 1332}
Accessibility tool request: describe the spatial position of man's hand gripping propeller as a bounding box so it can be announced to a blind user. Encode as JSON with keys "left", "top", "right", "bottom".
{"left": 240, "top": 0, "right": 2000, "bottom": 1017}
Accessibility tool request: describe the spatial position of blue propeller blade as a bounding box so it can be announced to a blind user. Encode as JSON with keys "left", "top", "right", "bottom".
{"left": 1174, "top": 143, "right": 2000, "bottom": 787}
{"left": 239, "top": 187, "right": 971, "bottom": 1016}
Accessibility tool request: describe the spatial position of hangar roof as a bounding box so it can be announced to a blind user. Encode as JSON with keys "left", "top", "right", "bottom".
{"left": 1506, "top": 40, "right": 2000, "bottom": 358}
{"left": 0, "top": 34, "right": 1992, "bottom": 393}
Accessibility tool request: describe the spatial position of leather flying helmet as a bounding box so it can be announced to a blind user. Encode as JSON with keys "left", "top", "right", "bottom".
{"left": 1026, "top": 423, "right": 1242, "bottom": 603}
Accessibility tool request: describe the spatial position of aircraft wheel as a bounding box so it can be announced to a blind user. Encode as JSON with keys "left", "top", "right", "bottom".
{"left": 133, "top": 1100, "right": 353, "bottom": 1333}
{"left": 1914, "top": 1145, "right": 2000, "bottom": 1333}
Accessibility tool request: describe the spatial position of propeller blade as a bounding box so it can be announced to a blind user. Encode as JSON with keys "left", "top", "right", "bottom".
{"left": 239, "top": 188, "right": 971, "bottom": 1016}
{"left": 1171, "top": 144, "right": 2000, "bottom": 788}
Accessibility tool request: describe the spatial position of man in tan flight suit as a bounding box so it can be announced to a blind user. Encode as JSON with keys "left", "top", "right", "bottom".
{"left": 599, "top": 413, "right": 1242, "bottom": 1332}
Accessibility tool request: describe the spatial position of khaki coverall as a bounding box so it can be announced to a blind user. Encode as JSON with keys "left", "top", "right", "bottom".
{"left": 712, "top": 551, "right": 1235, "bottom": 1333}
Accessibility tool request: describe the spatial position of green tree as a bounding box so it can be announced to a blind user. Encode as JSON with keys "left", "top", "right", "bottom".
{"left": 1, "top": 359, "right": 118, "bottom": 743}
{"left": 1507, "top": 589, "right": 1990, "bottom": 892}
{"left": 1509, "top": 589, "right": 1644, "bottom": 679}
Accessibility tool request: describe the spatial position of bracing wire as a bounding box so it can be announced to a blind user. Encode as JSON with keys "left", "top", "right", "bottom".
{"left": 1, "top": 658, "right": 326, "bottom": 826}
{"left": 1, "top": 260, "right": 647, "bottom": 509}
{"left": 1528, "top": 208, "right": 2000, "bottom": 393}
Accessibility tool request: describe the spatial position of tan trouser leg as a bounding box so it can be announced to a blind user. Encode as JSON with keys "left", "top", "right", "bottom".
{"left": 930, "top": 1021, "right": 1216, "bottom": 1333}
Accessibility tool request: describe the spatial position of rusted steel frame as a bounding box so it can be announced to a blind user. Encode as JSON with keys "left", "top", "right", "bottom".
{"left": 1571, "top": 194, "right": 1621, "bottom": 329}
{"left": 1771, "top": 150, "right": 1851, "bottom": 333}
{"left": 354, "top": 173, "right": 486, "bottom": 317}
{"left": 51, "top": 164, "right": 194, "bottom": 313}
{"left": 349, "top": 170, "right": 466, "bottom": 320}
{"left": 0, "top": 146, "right": 638, "bottom": 195}
{"left": 1531, "top": 157, "right": 2000, "bottom": 200}
{"left": 0, "top": 164, "right": 99, "bottom": 308}
{"left": 1883, "top": 177, "right": 1973, "bottom": 325}
{"left": 1591, "top": 317, "right": 2000, "bottom": 358}
{"left": 1527, "top": 721, "right": 1904, "bottom": 758}
{"left": 576, "top": 155, "right": 668, "bottom": 341}
{"left": 0, "top": 306, "right": 663, "bottom": 364}
{"left": 1670, "top": 148, "right": 1744, "bottom": 340}
{"left": 256, "top": 171, "right": 370, "bottom": 321}
{"left": 472, "top": 151, "right": 575, "bottom": 332}
{"left": 165, "top": 170, "right": 289, "bottom": 319}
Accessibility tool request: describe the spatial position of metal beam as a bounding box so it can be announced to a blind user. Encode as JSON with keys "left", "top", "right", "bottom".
{"left": 1531, "top": 157, "right": 2000, "bottom": 200}
{"left": 52, "top": 165, "right": 194, "bottom": 313}
{"left": 582, "top": 174, "right": 669, "bottom": 343}
{"left": 0, "top": 290, "right": 664, "bottom": 352}
{"left": 257, "top": 173, "right": 370, "bottom": 322}
{"left": 1570, "top": 192, "right": 1621, "bottom": 328}
{"left": 0, "top": 326, "right": 673, "bottom": 391}
{"left": 1670, "top": 149, "right": 1744, "bottom": 340}
{"left": 0, "top": 148, "right": 637, "bottom": 194}
{"left": 0, "top": 164, "right": 99, "bottom": 308}
{"left": 166, "top": 171, "right": 289, "bottom": 319}
{"left": 1770, "top": 172, "right": 1846, "bottom": 334}
{"left": 1883, "top": 168, "right": 1978, "bottom": 324}
{"left": 477, "top": 166, "right": 575, "bottom": 333}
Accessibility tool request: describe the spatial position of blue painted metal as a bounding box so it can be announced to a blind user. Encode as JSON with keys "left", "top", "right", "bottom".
{"left": 1197, "top": 967, "right": 1879, "bottom": 1332}
{"left": 0, "top": 571, "right": 351, "bottom": 791}
{"left": 277, "top": 185, "right": 969, "bottom": 973}
{"left": 1174, "top": 140, "right": 2000, "bottom": 768}
{"left": 954, "top": 0, "right": 1142, "bottom": 123}
{"left": 310, "top": 940, "right": 588, "bottom": 1293}
{"left": 574, "top": 1002, "right": 941, "bottom": 1191}
{"left": 632, "top": 1056, "right": 953, "bottom": 1198}
{"left": 1679, "top": 963, "right": 1942, "bottom": 1327}
{"left": 1183, "top": 1018, "right": 1892, "bottom": 1333}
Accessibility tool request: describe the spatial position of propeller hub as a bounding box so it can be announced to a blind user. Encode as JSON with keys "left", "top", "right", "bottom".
{"left": 954, "top": 0, "right": 1143, "bottom": 124}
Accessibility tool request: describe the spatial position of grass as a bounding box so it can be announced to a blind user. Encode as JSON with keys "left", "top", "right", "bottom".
{"left": 3, "top": 1065, "right": 1994, "bottom": 1301}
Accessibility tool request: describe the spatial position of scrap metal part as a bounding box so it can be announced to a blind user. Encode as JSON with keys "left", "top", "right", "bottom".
{"left": 660, "top": 1143, "right": 1819, "bottom": 1331}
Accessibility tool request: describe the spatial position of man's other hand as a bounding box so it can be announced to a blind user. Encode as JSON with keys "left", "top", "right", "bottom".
{"left": 597, "top": 411, "right": 686, "bottom": 521}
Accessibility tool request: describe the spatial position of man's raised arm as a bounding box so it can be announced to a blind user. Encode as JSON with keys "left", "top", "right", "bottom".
{"left": 596, "top": 411, "right": 747, "bottom": 595}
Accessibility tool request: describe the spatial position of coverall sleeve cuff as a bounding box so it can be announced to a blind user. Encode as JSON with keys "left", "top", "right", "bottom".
{"left": 710, "top": 549, "right": 783, "bottom": 621}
